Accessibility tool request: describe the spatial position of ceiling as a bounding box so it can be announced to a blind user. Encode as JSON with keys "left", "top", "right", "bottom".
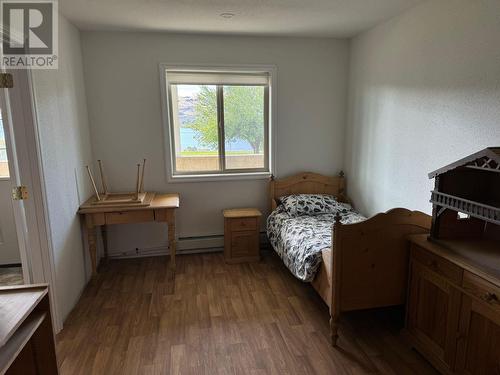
{"left": 60, "top": 0, "right": 423, "bottom": 38}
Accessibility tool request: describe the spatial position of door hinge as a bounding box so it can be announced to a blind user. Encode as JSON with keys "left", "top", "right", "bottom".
{"left": 0, "top": 73, "right": 13, "bottom": 88}
{"left": 12, "top": 186, "right": 28, "bottom": 200}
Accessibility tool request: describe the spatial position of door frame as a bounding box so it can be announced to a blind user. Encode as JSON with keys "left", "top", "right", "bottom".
{"left": 2, "top": 69, "right": 61, "bottom": 332}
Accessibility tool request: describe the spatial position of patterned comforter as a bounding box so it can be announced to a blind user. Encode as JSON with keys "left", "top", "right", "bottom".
{"left": 267, "top": 204, "right": 366, "bottom": 282}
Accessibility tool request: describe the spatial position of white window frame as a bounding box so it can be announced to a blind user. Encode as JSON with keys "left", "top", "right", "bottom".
{"left": 159, "top": 64, "right": 277, "bottom": 182}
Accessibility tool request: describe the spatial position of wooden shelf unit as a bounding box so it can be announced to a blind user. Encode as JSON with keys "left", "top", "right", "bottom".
{"left": 0, "top": 284, "right": 58, "bottom": 375}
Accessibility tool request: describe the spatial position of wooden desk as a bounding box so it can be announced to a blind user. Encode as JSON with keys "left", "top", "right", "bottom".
{"left": 78, "top": 193, "right": 180, "bottom": 276}
{"left": 0, "top": 284, "right": 58, "bottom": 374}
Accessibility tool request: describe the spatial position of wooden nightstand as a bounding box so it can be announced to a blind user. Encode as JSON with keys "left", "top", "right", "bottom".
{"left": 223, "top": 208, "right": 262, "bottom": 263}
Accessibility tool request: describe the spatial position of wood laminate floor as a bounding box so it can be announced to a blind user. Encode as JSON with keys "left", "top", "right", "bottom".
{"left": 56, "top": 252, "right": 438, "bottom": 375}
{"left": 0, "top": 266, "right": 23, "bottom": 286}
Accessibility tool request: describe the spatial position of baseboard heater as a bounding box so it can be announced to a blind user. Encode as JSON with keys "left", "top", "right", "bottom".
{"left": 108, "top": 233, "right": 269, "bottom": 259}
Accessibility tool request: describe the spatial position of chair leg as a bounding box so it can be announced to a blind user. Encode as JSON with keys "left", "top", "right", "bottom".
{"left": 330, "top": 313, "right": 340, "bottom": 347}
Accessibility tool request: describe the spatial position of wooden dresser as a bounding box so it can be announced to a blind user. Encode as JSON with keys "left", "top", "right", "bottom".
{"left": 406, "top": 235, "right": 500, "bottom": 375}
{"left": 0, "top": 284, "right": 58, "bottom": 374}
{"left": 406, "top": 148, "right": 500, "bottom": 374}
{"left": 223, "top": 208, "right": 262, "bottom": 263}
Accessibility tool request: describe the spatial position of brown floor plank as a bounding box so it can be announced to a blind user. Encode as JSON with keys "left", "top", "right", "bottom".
{"left": 57, "top": 251, "right": 438, "bottom": 374}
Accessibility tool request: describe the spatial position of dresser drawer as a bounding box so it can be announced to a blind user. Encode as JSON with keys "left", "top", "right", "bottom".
{"left": 105, "top": 210, "right": 154, "bottom": 225}
{"left": 462, "top": 271, "right": 500, "bottom": 311}
{"left": 230, "top": 217, "right": 258, "bottom": 232}
{"left": 411, "top": 244, "right": 463, "bottom": 284}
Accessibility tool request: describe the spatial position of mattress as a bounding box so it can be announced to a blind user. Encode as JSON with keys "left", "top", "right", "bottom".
{"left": 267, "top": 204, "right": 365, "bottom": 282}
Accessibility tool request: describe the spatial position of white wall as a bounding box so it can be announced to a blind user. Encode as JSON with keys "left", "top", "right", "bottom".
{"left": 345, "top": 0, "right": 500, "bottom": 217}
{"left": 81, "top": 32, "right": 349, "bottom": 254}
{"left": 32, "top": 15, "right": 94, "bottom": 321}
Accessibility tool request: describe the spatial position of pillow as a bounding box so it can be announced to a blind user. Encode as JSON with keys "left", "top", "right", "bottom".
{"left": 280, "top": 194, "right": 341, "bottom": 216}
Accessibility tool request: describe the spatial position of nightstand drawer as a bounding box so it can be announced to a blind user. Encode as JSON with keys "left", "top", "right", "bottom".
{"left": 230, "top": 217, "right": 258, "bottom": 232}
{"left": 231, "top": 231, "right": 259, "bottom": 258}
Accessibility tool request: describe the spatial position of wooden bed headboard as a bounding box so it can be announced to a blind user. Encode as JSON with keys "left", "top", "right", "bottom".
{"left": 269, "top": 171, "right": 347, "bottom": 211}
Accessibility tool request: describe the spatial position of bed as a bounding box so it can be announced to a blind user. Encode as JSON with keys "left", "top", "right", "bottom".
{"left": 268, "top": 172, "right": 431, "bottom": 346}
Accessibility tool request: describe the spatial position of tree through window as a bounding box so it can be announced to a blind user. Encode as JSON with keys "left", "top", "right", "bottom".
{"left": 165, "top": 69, "right": 271, "bottom": 177}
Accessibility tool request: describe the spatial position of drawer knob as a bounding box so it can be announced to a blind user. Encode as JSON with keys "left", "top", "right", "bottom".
{"left": 483, "top": 292, "right": 498, "bottom": 303}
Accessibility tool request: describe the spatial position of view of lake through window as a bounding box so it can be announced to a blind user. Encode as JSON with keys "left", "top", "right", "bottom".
{"left": 171, "top": 83, "right": 266, "bottom": 173}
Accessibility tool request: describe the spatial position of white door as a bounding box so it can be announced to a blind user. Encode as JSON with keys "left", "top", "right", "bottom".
{"left": 0, "top": 116, "right": 21, "bottom": 266}
{"left": 0, "top": 83, "right": 30, "bottom": 283}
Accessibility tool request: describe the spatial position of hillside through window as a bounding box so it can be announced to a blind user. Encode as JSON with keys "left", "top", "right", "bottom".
{"left": 164, "top": 69, "right": 272, "bottom": 178}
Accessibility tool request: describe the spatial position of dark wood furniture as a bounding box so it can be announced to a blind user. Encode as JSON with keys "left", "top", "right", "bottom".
{"left": 0, "top": 284, "right": 58, "bottom": 375}
{"left": 78, "top": 193, "right": 180, "bottom": 275}
{"left": 406, "top": 235, "right": 500, "bottom": 375}
{"left": 269, "top": 172, "right": 431, "bottom": 346}
{"left": 428, "top": 147, "right": 500, "bottom": 242}
{"left": 405, "top": 148, "right": 500, "bottom": 375}
{"left": 223, "top": 208, "right": 262, "bottom": 263}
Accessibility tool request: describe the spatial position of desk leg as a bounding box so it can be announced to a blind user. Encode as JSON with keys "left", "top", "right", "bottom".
{"left": 87, "top": 225, "right": 98, "bottom": 276}
{"left": 101, "top": 225, "right": 109, "bottom": 261}
{"left": 168, "top": 212, "right": 176, "bottom": 269}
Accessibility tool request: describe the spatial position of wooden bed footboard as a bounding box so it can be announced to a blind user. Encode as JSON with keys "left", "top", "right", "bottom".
{"left": 329, "top": 208, "right": 431, "bottom": 346}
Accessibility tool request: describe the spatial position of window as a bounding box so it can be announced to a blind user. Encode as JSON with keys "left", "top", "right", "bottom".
{"left": 0, "top": 110, "right": 9, "bottom": 179}
{"left": 162, "top": 67, "right": 274, "bottom": 179}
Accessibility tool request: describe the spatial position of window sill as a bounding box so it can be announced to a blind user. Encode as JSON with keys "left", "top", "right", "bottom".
{"left": 168, "top": 171, "right": 272, "bottom": 183}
